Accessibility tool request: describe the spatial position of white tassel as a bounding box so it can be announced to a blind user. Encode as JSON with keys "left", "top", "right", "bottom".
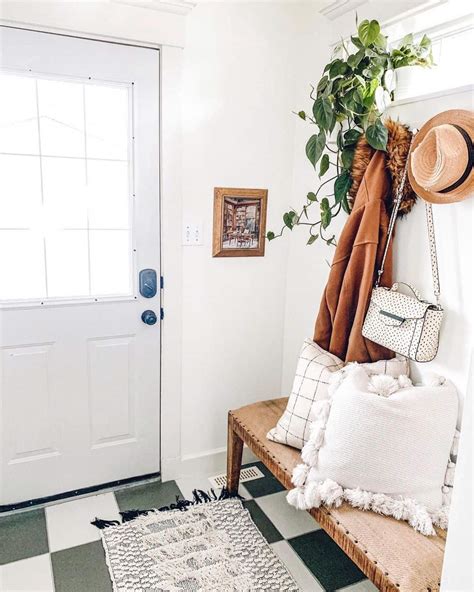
{"left": 301, "top": 439, "right": 319, "bottom": 467}
{"left": 398, "top": 374, "right": 412, "bottom": 389}
{"left": 442, "top": 486, "right": 452, "bottom": 506}
{"left": 431, "top": 506, "right": 450, "bottom": 530}
{"left": 368, "top": 374, "right": 399, "bottom": 397}
{"left": 287, "top": 487, "right": 309, "bottom": 510}
{"left": 421, "top": 372, "right": 446, "bottom": 387}
{"left": 327, "top": 370, "right": 345, "bottom": 397}
{"left": 310, "top": 399, "right": 331, "bottom": 423}
{"left": 304, "top": 481, "right": 323, "bottom": 508}
{"left": 307, "top": 466, "right": 320, "bottom": 483}
{"left": 390, "top": 498, "right": 406, "bottom": 521}
{"left": 344, "top": 488, "right": 372, "bottom": 511}
{"left": 444, "top": 461, "right": 456, "bottom": 487}
{"left": 400, "top": 498, "right": 418, "bottom": 522}
{"left": 408, "top": 506, "right": 435, "bottom": 536}
{"left": 451, "top": 430, "right": 460, "bottom": 457}
{"left": 319, "top": 479, "right": 344, "bottom": 507}
{"left": 291, "top": 463, "right": 309, "bottom": 488}
{"left": 309, "top": 422, "right": 325, "bottom": 448}
{"left": 371, "top": 493, "right": 396, "bottom": 516}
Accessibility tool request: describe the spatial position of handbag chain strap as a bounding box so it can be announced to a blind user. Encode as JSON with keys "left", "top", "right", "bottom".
{"left": 375, "top": 130, "right": 441, "bottom": 304}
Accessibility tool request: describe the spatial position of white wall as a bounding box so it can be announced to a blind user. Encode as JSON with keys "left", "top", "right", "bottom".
{"left": 176, "top": 3, "right": 328, "bottom": 472}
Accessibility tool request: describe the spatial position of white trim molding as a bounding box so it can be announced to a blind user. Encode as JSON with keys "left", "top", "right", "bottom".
{"left": 319, "top": 0, "right": 365, "bottom": 21}
{"left": 111, "top": 0, "right": 195, "bottom": 16}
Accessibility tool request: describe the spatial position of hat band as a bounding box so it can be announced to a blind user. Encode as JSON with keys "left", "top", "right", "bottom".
{"left": 439, "top": 124, "right": 474, "bottom": 194}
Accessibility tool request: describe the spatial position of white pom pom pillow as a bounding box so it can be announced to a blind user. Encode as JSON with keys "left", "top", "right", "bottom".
{"left": 267, "top": 338, "right": 409, "bottom": 449}
{"left": 288, "top": 365, "right": 459, "bottom": 535}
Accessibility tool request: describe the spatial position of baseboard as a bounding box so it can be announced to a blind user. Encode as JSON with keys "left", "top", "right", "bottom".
{"left": 161, "top": 445, "right": 258, "bottom": 482}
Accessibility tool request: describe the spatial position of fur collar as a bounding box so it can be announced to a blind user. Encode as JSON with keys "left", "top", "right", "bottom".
{"left": 349, "top": 119, "right": 417, "bottom": 216}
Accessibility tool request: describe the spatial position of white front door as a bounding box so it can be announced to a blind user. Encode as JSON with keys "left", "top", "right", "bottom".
{"left": 0, "top": 27, "right": 161, "bottom": 506}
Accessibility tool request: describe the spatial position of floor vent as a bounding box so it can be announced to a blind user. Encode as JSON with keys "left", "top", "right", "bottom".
{"left": 209, "top": 465, "right": 264, "bottom": 489}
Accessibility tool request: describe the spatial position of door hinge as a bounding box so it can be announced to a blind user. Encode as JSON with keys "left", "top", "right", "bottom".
{"left": 160, "top": 307, "right": 164, "bottom": 320}
{"left": 160, "top": 275, "right": 164, "bottom": 289}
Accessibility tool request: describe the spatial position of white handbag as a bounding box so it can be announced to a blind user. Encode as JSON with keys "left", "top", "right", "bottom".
{"left": 362, "top": 137, "right": 443, "bottom": 362}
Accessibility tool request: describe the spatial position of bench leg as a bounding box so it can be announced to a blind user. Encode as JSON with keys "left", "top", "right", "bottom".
{"left": 227, "top": 414, "right": 243, "bottom": 494}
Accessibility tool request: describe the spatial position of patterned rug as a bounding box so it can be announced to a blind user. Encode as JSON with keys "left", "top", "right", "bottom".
{"left": 95, "top": 495, "right": 300, "bottom": 591}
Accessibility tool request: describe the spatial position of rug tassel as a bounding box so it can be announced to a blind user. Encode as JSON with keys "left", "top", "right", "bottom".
{"left": 92, "top": 486, "right": 244, "bottom": 529}
{"left": 219, "top": 487, "right": 244, "bottom": 501}
{"left": 120, "top": 509, "right": 152, "bottom": 522}
{"left": 91, "top": 517, "right": 120, "bottom": 529}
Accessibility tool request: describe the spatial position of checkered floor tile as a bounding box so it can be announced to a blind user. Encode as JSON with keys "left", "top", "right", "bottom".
{"left": 0, "top": 462, "right": 377, "bottom": 591}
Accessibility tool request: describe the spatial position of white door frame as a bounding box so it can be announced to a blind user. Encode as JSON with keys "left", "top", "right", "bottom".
{"left": 0, "top": 19, "right": 185, "bottom": 484}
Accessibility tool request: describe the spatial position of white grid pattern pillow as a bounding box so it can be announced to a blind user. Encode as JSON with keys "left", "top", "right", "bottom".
{"left": 267, "top": 339, "right": 409, "bottom": 449}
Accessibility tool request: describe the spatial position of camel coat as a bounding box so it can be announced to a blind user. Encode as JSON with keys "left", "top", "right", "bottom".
{"left": 313, "top": 150, "right": 395, "bottom": 363}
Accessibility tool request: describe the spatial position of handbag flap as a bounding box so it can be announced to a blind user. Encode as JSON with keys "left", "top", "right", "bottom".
{"left": 370, "top": 287, "right": 431, "bottom": 321}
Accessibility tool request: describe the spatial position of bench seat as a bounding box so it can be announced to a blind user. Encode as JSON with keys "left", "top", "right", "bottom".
{"left": 227, "top": 397, "right": 446, "bottom": 592}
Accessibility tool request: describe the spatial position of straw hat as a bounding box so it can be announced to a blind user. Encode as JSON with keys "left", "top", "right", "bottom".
{"left": 408, "top": 109, "right": 474, "bottom": 204}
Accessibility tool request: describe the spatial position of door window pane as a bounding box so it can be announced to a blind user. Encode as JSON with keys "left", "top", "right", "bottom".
{"left": 85, "top": 84, "right": 129, "bottom": 160}
{"left": 0, "top": 231, "right": 46, "bottom": 300}
{"left": 90, "top": 230, "right": 131, "bottom": 296}
{"left": 87, "top": 161, "right": 129, "bottom": 229}
{"left": 42, "top": 157, "right": 88, "bottom": 229}
{"left": 0, "top": 74, "right": 39, "bottom": 154}
{"left": 37, "top": 78, "right": 85, "bottom": 157}
{"left": 46, "top": 231, "right": 89, "bottom": 298}
{"left": 0, "top": 155, "right": 42, "bottom": 228}
{"left": 0, "top": 71, "right": 133, "bottom": 303}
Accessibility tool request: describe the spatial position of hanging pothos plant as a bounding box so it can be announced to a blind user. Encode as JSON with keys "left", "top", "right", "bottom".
{"left": 267, "top": 19, "right": 433, "bottom": 246}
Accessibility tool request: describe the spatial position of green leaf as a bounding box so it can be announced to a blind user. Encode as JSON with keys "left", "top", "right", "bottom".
{"left": 368, "top": 62, "right": 384, "bottom": 79}
{"left": 347, "top": 48, "right": 365, "bottom": 69}
{"left": 351, "top": 36, "right": 364, "bottom": 49}
{"left": 321, "top": 208, "right": 332, "bottom": 230}
{"left": 305, "top": 131, "right": 326, "bottom": 167}
{"left": 334, "top": 170, "right": 352, "bottom": 203}
{"left": 358, "top": 19, "right": 380, "bottom": 47}
{"left": 401, "top": 33, "right": 414, "bottom": 46}
{"left": 420, "top": 34, "right": 431, "bottom": 49}
{"left": 317, "top": 75, "right": 329, "bottom": 94}
{"left": 307, "top": 191, "right": 318, "bottom": 202}
{"left": 341, "top": 148, "right": 354, "bottom": 169}
{"left": 362, "top": 79, "right": 379, "bottom": 107}
{"left": 366, "top": 119, "right": 388, "bottom": 151}
{"left": 283, "top": 211, "right": 297, "bottom": 230}
{"left": 307, "top": 234, "right": 319, "bottom": 245}
{"left": 298, "top": 110, "right": 306, "bottom": 120}
{"left": 342, "top": 194, "right": 351, "bottom": 214}
{"left": 266, "top": 231, "right": 275, "bottom": 241}
{"left": 329, "top": 59, "right": 349, "bottom": 78}
{"left": 319, "top": 153, "right": 330, "bottom": 178}
{"left": 321, "top": 197, "right": 330, "bottom": 211}
{"left": 344, "top": 128, "right": 362, "bottom": 145}
{"left": 313, "top": 97, "right": 335, "bottom": 132}
{"left": 374, "top": 33, "right": 387, "bottom": 49}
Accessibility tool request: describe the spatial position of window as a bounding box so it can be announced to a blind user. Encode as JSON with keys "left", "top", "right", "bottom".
{"left": 0, "top": 72, "right": 134, "bottom": 303}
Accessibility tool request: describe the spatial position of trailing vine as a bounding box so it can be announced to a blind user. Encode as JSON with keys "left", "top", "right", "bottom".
{"left": 267, "top": 20, "right": 433, "bottom": 246}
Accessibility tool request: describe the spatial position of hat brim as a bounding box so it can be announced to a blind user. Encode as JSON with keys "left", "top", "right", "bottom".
{"left": 408, "top": 109, "right": 474, "bottom": 205}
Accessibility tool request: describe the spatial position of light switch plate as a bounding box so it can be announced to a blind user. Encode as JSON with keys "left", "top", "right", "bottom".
{"left": 183, "top": 222, "right": 203, "bottom": 246}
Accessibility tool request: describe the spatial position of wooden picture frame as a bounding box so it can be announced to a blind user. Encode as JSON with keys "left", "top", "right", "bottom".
{"left": 212, "top": 187, "right": 268, "bottom": 257}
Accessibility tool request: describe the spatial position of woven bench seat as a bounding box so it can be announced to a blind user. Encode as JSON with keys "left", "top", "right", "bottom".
{"left": 227, "top": 398, "right": 446, "bottom": 592}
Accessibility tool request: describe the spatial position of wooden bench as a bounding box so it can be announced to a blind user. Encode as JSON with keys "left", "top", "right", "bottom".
{"left": 227, "top": 398, "right": 446, "bottom": 592}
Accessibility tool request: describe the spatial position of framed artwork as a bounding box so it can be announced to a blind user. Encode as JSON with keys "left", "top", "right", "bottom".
{"left": 212, "top": 187, "right": 268, "bottom": 257}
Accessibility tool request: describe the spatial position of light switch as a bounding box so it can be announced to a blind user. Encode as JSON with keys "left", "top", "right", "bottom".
{"left": 183, "top": 222, "right": 203, "bottom": 246}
